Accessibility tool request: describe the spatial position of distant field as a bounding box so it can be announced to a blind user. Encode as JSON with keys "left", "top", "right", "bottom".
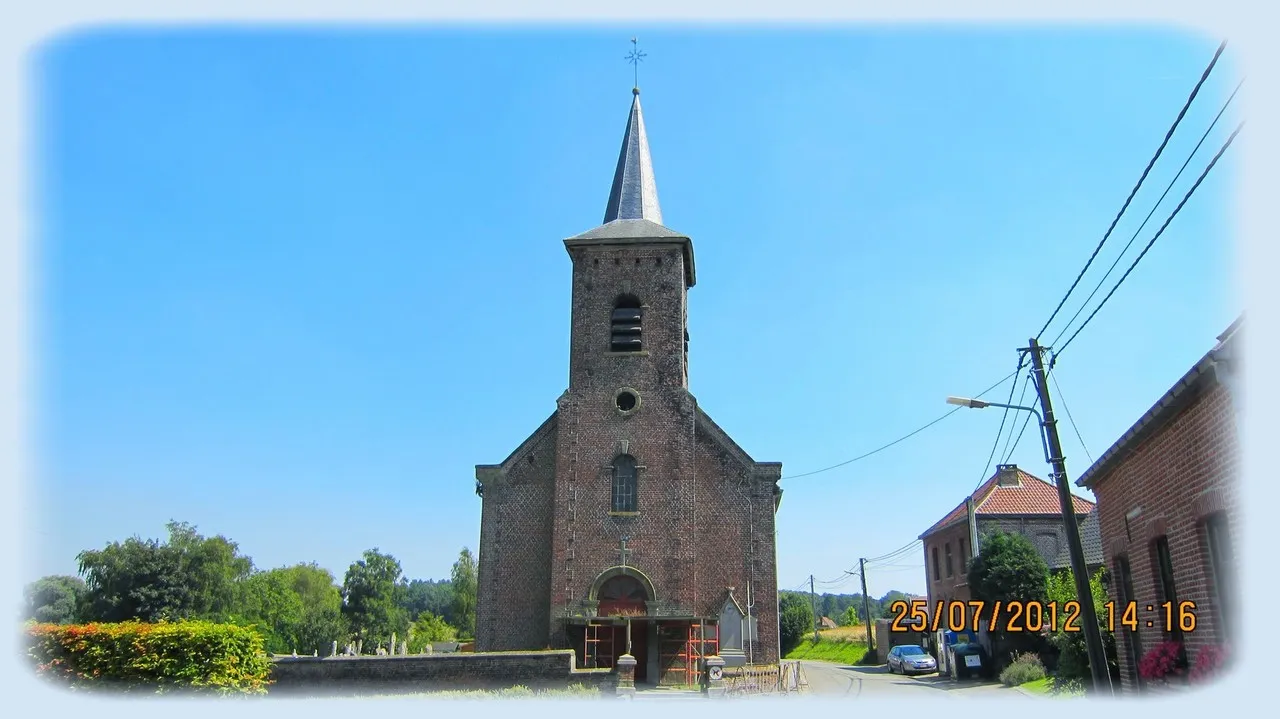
{"left": 816, "top": 625, "right": 875, "bottom": 642}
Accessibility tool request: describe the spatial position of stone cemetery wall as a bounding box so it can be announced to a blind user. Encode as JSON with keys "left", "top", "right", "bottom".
{"left": 269, "top": 650, "right": 617, "bottom": 696}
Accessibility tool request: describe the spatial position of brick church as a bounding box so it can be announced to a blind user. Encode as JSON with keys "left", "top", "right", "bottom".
{"left": 474, "top": 86, "right": 784, "bottom": 686}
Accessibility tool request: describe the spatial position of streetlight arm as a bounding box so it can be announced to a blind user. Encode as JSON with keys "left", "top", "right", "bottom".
{"left": 975, "top": 401, "right": 1042, "bottom": 424}
{"left": 946, "top": 397, "right": 1051, "bottom": 465}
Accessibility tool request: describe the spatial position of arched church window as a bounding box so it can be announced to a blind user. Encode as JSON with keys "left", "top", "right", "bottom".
{"left": 611, "top": 295, "right": 643, "bottom": 352}
{"left": 611, "top": 454, "right": 638, "bottom": 513}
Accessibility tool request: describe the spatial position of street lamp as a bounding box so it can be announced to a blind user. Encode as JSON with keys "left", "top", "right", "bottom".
{"left": 947, "top": 389, "right": 1114, "bottom": 696}
{"left": 946, "top": 397, "right": 1051, "bottom": 463}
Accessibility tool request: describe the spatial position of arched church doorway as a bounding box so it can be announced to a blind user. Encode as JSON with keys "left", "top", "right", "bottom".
{"left": 597, "top": 573, "right": 647, "bottom": 615}
{"left": 570, "top": 570, "right": 653, "bottom": 683}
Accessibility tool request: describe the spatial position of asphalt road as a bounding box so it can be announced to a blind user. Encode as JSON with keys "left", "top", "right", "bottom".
{"left": 799, "top": 661, "right": 1013, "bottom": 699}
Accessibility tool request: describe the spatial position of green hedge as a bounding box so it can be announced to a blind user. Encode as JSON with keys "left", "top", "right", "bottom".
{"left": 26, "top": 620, "right": 273, "bottom": 695}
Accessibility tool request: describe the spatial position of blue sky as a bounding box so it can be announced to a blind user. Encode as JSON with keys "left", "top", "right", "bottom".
{"left": 29, "top": 26, "right": 1239, "bottom": 600}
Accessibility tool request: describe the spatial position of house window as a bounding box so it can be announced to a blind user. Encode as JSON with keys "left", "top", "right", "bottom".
{"left": 1114, "top": 555, "right": 1142, "bottom": 685}
{"left": 959, "top": 538, "right": 968, "bottom": 575}
{"left": 610, "top": 296, "right": 643, "bottom": 352}
{"left": 1152, "top": 536, "right": 1182, "bottom": 643}
{"left": 945, "top": 543, "right": 954, "bottom": 578}
{"left": 1204, "top": 513, "right": 1234, "bottom": 640}
{"left": 932, "top": 547, "right": 941, "bottom": 582}
{"left": 611, "top": 454, "right": 638, "bottom": 513}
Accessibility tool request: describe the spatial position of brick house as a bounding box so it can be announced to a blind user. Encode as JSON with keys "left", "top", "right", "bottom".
{"left": 473, "top": 88, "right": 783, "bottom": 686}
{"left": 1075, "top": 318, "right": 1241, "bottom": 692}
{"left": 919, "top": 465, "right": 1103, "bottom": 607}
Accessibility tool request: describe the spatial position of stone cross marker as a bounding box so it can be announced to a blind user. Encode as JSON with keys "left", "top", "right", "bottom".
{"left": 618, "top": 535, "right": 632, "bottom": 568}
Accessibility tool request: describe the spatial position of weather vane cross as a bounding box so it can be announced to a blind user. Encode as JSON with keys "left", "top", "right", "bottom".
{"left": 625, "top": 37, "right": 647, "bottom": 90}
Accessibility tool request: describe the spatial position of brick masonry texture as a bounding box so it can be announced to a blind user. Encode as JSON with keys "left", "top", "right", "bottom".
{"left": 475, "top": 239, "right": 782, "bottom": 667}
{"left": 1088, "top": 379, "right": 1239, "bottom": 693}
{"left": 923, "top": 515, "right": 1098, "bottom": 606}
{"left": 268, "top": 651, "right": 615, "bottom": 696}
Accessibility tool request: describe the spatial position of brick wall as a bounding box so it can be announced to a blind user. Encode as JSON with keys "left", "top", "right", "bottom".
{"left": 268, "top": 651, "right": 616, "bottom": 696}
{"left": 923, "top": 522, "right": 973, "bottom": 605}
{"left": 549, "top": 243, "right": 696, "bottom": 637}
{"left": 1089, "top": 380, "right": 1239, "bottom": 693}
{"left": 477, "top": 238, "right": 782, "bottom": 664}
{"left": 693, "top": 420, "right": 781, "bottom": 664}
{"left": 475, "top": 418, "right": 557, "bottom": 651}
{"left": 979, "top": 515, "right": 1094, "bottom": 572}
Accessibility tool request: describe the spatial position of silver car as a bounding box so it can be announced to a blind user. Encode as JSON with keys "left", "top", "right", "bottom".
{"left": 887, "top": 644, "right": 938, "bottom": 675}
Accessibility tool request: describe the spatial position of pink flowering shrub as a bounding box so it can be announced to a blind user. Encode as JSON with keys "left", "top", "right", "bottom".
{"left": 1190, "top": 644, "right": 1229, "bottom": 683}
{"left": 1138, "top": 641, "right": 1185, "bottom": 682}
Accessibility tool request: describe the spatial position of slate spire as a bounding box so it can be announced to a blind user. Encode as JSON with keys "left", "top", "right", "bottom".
{"left": 603, "top": 88, "right": 663, "bottom": 225}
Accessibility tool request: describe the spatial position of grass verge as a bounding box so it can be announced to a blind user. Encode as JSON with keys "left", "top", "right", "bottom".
{"left": 784, "top": 636, "right": 870, "bottom": 665}
{"left": 1017, "top": 676, "right": 1086, "bottom": 697}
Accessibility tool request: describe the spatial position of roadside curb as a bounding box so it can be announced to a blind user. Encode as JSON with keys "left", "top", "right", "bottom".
{"left": 1013, "top": 686, "right": 1040, "bottom": 698}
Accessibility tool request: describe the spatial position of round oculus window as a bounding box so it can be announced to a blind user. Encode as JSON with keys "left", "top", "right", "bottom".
{"left": 615, "top": 388, "right": 640, "bottom": 414}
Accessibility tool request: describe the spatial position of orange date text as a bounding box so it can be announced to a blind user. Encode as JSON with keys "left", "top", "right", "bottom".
{"left": 887, "top": 600, "right": 1086, "bottom": 634}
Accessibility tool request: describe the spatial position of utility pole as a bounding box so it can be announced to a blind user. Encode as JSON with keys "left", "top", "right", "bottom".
{"left": 966, "top": 496, "right": 979, "bottom": 556}
{"left": 1026, "top": 338, "right": 1113, "bottom": 696}
{"left": 810, "top": 575, "right": 819, "bottom": 642}
{"left": 859, "top": 558, "right": 874, "bottom": 654}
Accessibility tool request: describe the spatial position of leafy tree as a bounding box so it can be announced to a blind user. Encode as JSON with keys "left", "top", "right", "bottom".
{"left": 820, "top": 594, "right": 838, "bottom": 620}
{"left": 968, "top": 531, "right": 1050, "bottom": 655}
{"left": 879, "top": 590, "right": 910, "bottom": 610}
{"left": 840, "top": 605, "right": 860, "bottom": 627}
{"left": 342, "top": 549, "right": 409, "bottom": 650}
{"left": 449, "top": 548, "right": 478, "bottom": 639}
{"left": 75, "top": 521, "right": 253, "bottom": 623}
{"left": 234, "top": 563, "right": 347, "bottom": 655}
{"left": 399, "top": 579, "right": 454, "bottom": 623}
{"left": 165, "top": 521, "right": 253, "bottom": 620}
{"left": 1046, "top": 568, "right": 1119, "bottom": 681}
{"left": 23, "top": 575, "right": 88, "bottom": 624}
{"left": 281, "top": 563, "right": 347, "bottom": 654}
{"left": 407, "top": 612, "right": 458, "bottom": 653}
{"left": 778, "top": 592, "right": 814, "bottom": 656}
{"left": 234, "top": 570, "right": 306, "bottom": 653}
{"left": 967, "top": 531, "right": 1049, "bottom": 611}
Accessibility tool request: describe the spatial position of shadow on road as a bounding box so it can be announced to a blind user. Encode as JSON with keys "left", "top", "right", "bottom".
{"left": 905, "top": 675, "right": 1001, "bottom": 692}
{"left": 829, "top": 666, "right": 1002, "bottom": 693}
{"left": 836, "top": 665, "right": 889, "bottom": 675}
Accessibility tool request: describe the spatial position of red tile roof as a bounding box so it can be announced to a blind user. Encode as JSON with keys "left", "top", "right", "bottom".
{"left": 919, "top": 468, "right": 1095, "bottom": 539}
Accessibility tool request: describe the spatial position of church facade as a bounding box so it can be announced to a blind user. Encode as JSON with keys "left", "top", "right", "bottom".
{"left": 474, "top": 87, "right": 783, "bottom": 686}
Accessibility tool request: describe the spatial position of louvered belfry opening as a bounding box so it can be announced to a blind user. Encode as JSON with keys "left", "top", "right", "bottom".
{"left": 611, "top": 295, "right": 643, "bottom": 352}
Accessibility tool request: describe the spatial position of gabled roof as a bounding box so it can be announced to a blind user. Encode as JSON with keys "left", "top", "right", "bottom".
{"left": 475, "top": 409, "right": 558, "bottom": 487}
{"left": 919, "top": 467, "right": 1095, "bottom": 540}
{"left": 1076, "top": 316, "right": 1242, "bottom": 489}
{"left": 1054, "top": 507, "right": 1104, "bottom": 568}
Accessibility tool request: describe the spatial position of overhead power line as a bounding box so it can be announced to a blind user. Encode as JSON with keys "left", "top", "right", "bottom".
{"left": 1056, "top": 122, "right": 1242, "bottom": 357}
{"left": 865, "top": 539, "right": 923, "bottom": 565}
{"left": 780, "top": 371, "right": 1018, "bottom": 481}
{"left": 1051, "top": 371, "right": 1094, "bottom": 466}
{"left": 998, "top": 373, "right": 1034, "bottom": 465}
{"left": 1049, "top": 77, "right": 1245, "bottom": 350}
{"left": 1000, "top": 362, "right": 1056, "bottom": 465}
{"left": 1036, "top": 40, "right": 1228, "bottom": 341}
{"left": 865, "top": 560, "right": 926, "bottom": 570}
{"left": 974, "top": 354, "right": 1027, "bottom": 492}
